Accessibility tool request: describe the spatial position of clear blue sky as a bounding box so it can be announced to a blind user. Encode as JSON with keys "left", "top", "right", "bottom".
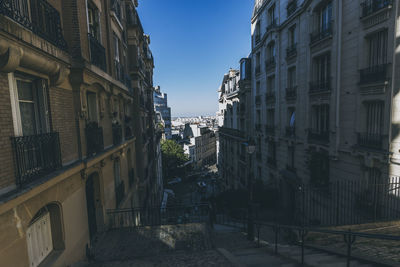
{"left": 138, "top": 0, "right": 253, "bottom": 117}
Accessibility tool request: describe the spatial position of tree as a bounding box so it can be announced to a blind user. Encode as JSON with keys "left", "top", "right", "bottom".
{"left": 161, "top": 140, "right": 188, "bottom": 181}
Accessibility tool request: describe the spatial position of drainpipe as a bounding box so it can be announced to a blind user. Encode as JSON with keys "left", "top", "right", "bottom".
{"left": 334, "top": 0, "right": 343, "bottom": 158}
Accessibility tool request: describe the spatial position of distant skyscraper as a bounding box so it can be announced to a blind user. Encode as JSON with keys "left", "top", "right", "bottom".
{"left": 154, "top": 86, "right": 172, "bottom": 139}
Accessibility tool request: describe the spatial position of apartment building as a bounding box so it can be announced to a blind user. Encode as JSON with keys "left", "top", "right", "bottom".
{"left": 217, "top": 61, "right": 252, "bottom": 190}
{"left": 154, "top": 85, "right": 172, "bottom": 139}
{"left": 250, "top": 0, "right": 399, "bottom": 199}
{"left": 0, "top": 0, "right": 161, "bottom": 266}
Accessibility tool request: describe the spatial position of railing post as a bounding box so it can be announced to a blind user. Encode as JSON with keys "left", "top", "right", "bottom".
{"left": 344, "top": 229, "right": 356, "bottom": 267}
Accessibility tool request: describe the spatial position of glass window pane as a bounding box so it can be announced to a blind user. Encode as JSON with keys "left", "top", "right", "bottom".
{"left": 17, "top": 80, "right": 34, "bottom": 101}
{"left": 20, "top": 102, "right": 37, "bottom": 135}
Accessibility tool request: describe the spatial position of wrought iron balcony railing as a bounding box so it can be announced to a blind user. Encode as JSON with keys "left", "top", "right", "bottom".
{"left": 286, "top": 126, "right": 296, "bottom": 138}
{"left": 308, "top": 130, "right": 330, "bottom": 143}
{"left": 11, "top": 132, "right": 62, "bottom": 188}
{"left": 286, "top": 43, "right": 297, "bottom": 58}
{"left": 357, "top": 132, "right": 383, "bottom": 150}
{"left": 112, "top": 123, "right": 123, "bottom": 146}
{"left": 255, "top": 34, "right": 260, "bottom": 44}
{"left": 86, "top": 122, "right": 104, "bottom": 157}
{"left": 255, "top": 95, "right": 261, "bottom": 105}
{"left": 266, "top": 19, "right": 278, "bottom": 32}
{"left": 265, "top": 125, "right": 275, "bottom": 136}
{"left": 309, "top": 79, "right": 331, "bottom": 94}
{"left": 287, "top": 0, "right": 298, "bottom": 17}
{"left": 359, "top": 64, "right": 388, "bottom": 85}
{"left": 310, "top": 22, "right": 333, "bottom": 45}
{"left": 266, "top": 91, "right": 276, "bottom": 103}
{"left": 361, "top": 0, "right": 392, "bottom": 18}
{"left": 115, "top": 181, "right": 125, "bottom": 207}
{"left": 88, "top": 33, "right": 106, "bottom": 71}
{"left": 286, "top": 86, "right": 297, "bottom": 100}
{"left": 0, "top": 0, "right": 67, "bottom": 50}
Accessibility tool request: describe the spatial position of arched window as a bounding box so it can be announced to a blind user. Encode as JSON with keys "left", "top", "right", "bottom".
{"left": 26, "top": 203, "right": 64, "bottom": 267}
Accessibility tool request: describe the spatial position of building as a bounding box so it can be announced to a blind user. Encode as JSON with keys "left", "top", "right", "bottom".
{"left": 154, "top": 86, "right": 172, "bottom": 139}
{"left": 0, "top": 0, "right": 162, "bottom": 266}
{"left": 217, "top": 63, "right": 252, "bottom": 190}
{"left": 183, "top": 124, "right": 216, "bottom": 169}
{"left": 250, "top": 0, "right": 400, "bottom": 204}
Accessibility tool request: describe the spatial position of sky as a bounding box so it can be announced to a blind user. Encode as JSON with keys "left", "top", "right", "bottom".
{"left": 138, "top": 0, "right": 254, "bottom": 117}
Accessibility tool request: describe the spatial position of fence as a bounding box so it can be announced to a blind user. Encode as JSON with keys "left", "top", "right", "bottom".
{"left": 294, "top": 177, "right": 400, "bottom": 227}
{"left": 106, "top": 203, "right": 210, "bottom": 229}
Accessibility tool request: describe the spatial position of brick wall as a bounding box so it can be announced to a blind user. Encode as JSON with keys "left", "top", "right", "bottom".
{"left": 49, "top": 87, "right": 79, "bottom": 164}
{"left": 0, "top": 73, "right": 16, "bottom": 188}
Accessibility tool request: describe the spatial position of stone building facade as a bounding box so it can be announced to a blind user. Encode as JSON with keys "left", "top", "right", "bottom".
{"left": 250, "top": 0, "right": 400, "bottom": 197}
{"left": 217, "top": 61, "right": 252, "bottom": 190}
{"left": 154, "top": 85, "right": 172, "bottom": 139}
{"left": 0, "top": 0, "right": 162, "bottom": 266}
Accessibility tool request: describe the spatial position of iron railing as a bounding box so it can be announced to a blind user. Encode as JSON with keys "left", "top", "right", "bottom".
{"left": 11, "top": 132, "right": 62, "bottom": 188}
{"left": 88, "top": 33, "right": 106, "bottom": 71}
{"left": 219, "top": 127, "right": 246, "bottom": 139}
{"left": 85, "top": 122, "right": 104, "bottom": 157}
{"left": 359, "top": 64, "right": 388, "bottom": 84}
{"left": 287, "top": 0, "right": 297, "bottom": 17}
{"left": 112, "top": 123, "right": 123, "bottom": 146}
{"left": 0, "top": 0, "right": 67, "bottom": 50}
{"left": 309, "top": 79, "right": 331, "bottom": 94}
{"left": 286, "top": 126, "right": 295, "bottom": 138}
{"left": 357, "top": 132, "right": 383, "bottom": 150}
{"left": 286, "top": 43, "right": 297, "bottom": 58}
{"left": 106, "top": 203, "right": 210, "bottom": 229}
{"left": 310, "top": 21, "right": 333, "bottom": 44}
{"left": 308, "top": 130, "right": 329, "bottom": 143}
{"left": 266, "top": 18, "right": 277, "bottom": 32}
{"left": 115, "top": 181, "right": 125, "bottom": 207}
{"left": 360, "top": 0, "right": 392, "bottom": 18}
{"left": 285, "top": 86, "right": 297, "bottom": 100}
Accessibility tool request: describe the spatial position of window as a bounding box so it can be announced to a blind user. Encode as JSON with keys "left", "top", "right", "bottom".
{"left": 314, "top": 53, "right": 331, "bottom": 83}
{"left": 88, "top": 1, "right": 100, "bottom": 40}
{"left": 288, "top": 108, "right": 295, "bottom": 127}
{"left": 311, "top": 104, "right": 329, "bottom": 133}
{"left": 288, "top": 25, "right": 296, "bottom": 46}
{"left": 256, "top": 110, "right": 261, "bottom": 124}
{"left": 317, "top": 2, "right": 332, "bottom": 32}
{"left": 114, "top": 34, "right": 120, "bottom": 62}
{"left": 267, "top": 141, "right": 276, "bottom": 163}
{"left": 267, "top": 42, "right": 276, "bottom": 60}
{"left": 367, "top": 30, "right": 388, "bottom": 67}
{"left": 267, "top": 75, "right": 275, "bottom": 94}
{"left": 287, "top": 146, "right": 295, "bottom": 170}
{"left": 267, "top": 109, "right": 275, "bottom": 127}
{"left": 255, "top": 21, "right": 261, "bottom": 42}
{"left": 87, "top": 91, "right": 98, "bottom": 122}
{"left": 268, "top": 4, "right": 276, "bottom": 25}
{"left": 288, "top": 67, "right": 296, "bottom": 88}
{"left": 365, "top": 101, "right": 383, "bottom": 136}
{"left": 256, "top": 52, "right": 261, "bottom": 73}
{"left": 256, "top": 81, "right": 261, "bottom": 95}
{"left": 9, "top": 74, "right": 49, "bottom": 136}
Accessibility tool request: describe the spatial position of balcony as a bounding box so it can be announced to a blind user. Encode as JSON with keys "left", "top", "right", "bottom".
{"left": 11, "top": 132, "right": 62, "bottom": 188}
{"left": 308, "top": 130, "right": 329, "bottom": 144}
{"left": 309, "top": 79, "right": 331, "bottom": 94}
{"left": 219, "top": 127, "right": 246, "bottom": 139}
{"left": 286, "top": 126, "right": 296, "bottom": 138}
{"left": 0, "top": 0, "right": 67, "bottom": 50}
{"left": 265, "top": 125, "right": 275, "bottom": 136}
{"left": 287, "top": 0, "right": 298, "bottom": 17}
{"left": 112, "top": 123, "right": 123, "bottom": 145}
{"left": 255, "top": 95, "right": 262, "bottom": 106}
{"left": 310, "top": 22, "right": 333, "bottom": 45}
{"left": 286, "top": 86, "right": 297, "bottom": 100}
{"left": 357, "top": 133, "right": 383, "bottom": 150}
{"left": 266, "top": 19, "right": 278, "bottom": 32}
{"left": 265, "top": 57, "right": 276, "bottom": 71}
{"left": 361, "top": 0, "right": 392, "bottom": 18}
{"left": 86, "top": 122, "right": 104, "bottom": 157}
{"left": 88, "top": 33, "right": 106, "bottom": 71}
{"left": 359, "top": 64, "right": 388, "bottom": 85}
{"left": 286, "top": 43, "right": 297, "bottom": 59}
{"left": 255, "top": 65, "right": 261, "bottom": 75}
{"left": 115, "top": 181, "right": 125, "bottom": 207}
{"left": 265, "top": 91, "right": 276, "bottom": 103}
{"left": 255, "top": 124, "right": 262, "bottom": 132}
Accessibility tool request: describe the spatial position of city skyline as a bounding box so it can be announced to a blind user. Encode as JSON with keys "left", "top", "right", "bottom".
{"left": 138, "top": 0, "right": 253, "bottom": 117}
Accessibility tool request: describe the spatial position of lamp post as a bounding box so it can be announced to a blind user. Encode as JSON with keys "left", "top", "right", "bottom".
{"left": 244, "top": 139, "right": 256, "bottom": 240}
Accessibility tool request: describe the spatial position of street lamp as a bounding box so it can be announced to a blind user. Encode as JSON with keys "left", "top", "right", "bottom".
{"left": 244, "top": 139, "right": 256, "bottom": 240}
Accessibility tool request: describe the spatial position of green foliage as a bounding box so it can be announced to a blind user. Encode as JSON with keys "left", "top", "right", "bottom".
{"left": 161, "top": 140, "right": 188, "bottom": 180}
